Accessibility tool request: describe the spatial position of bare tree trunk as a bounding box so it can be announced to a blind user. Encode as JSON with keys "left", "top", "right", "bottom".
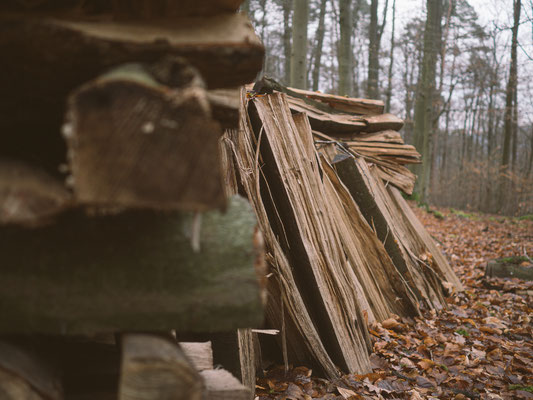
{"left": 283, "top": 0, "right": 293, "bottom": 85}
{"left": 311, "top": 0, "right": 326, "bottom": 91}
{"left": 367, "top": 0, "right": 388, "bottom": 99}
{"left": 385, "top": 0, "right": 396, "bottom": 112}
{"left": 499, "top": 0, "right": 521, "bottom": 211}
{"left": 413, "top": 0, "right": 442, "bottom": 202}
{"left": 290, "top": 0, "right": 309, "bottom": 89}
{"left": 338, "top": 0, "right": 353, "bottom": 95}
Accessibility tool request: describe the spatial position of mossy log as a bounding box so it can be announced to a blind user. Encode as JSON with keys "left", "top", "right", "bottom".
{"left": 485, "top": 257, "right": 533, "bottom": 280}
{"left": 0, "top": 196, "right": 264, "bottom": 334}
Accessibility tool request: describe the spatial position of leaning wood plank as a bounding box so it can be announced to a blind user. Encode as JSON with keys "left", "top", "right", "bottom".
{"left": 251, "top": 93, "right": 371, "bottom": 373}
{"left": 288, "top": 87, "right": 385, "bottom": 115}
{"left": 226, "top": 108, "right": 341, "bottom": 378}
{"left": 119, "top": 334, "right": 203, "bottom": 400}
{"left": 0, "top": 341, "right": 63, "bottom": 400}
{"left": 0, "top": 159, "right": 71, "bottom": 226}
{"left": 361, "top": 113, "right": 405, "bottom": 133}
{"left": 0, "top": 0, "right": 244, "bottom": 17}
{"left": 66, "top": 63, "right": 225, "bottom": 211}
{"left": 387, "top": 186, "right": 464, "bottom": 290}
{"left": 237, "top": 329, "right": 257, "bottom": 398}
{"left": 179, "top": 342, "right": 214, "bottom": 371}
{"left": 334, "top": 158, "right": 447, "bottom": 309}
{"left": 375, "top": 165, "right": 416, "bottom": 195}
{"left": 320, "top": 158, "right": 421, "bottom": 318}
{"left": 201, "top": 369, "right": 250, "bottom": 400}
{"left": 286, "top": 96, "right": 367, "bottom": 134}
{"left": 0, "top": 195, "right": 264, "bottom": 334}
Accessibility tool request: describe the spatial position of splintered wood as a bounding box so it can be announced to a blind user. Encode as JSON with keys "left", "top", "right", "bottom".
{"left": 224, "top": 90, "right": 462, "bottom": 378}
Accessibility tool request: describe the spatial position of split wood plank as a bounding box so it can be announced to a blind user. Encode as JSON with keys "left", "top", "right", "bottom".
{"left": 66, "top": 63, "right": 225, "bottom": 211}
{"left": 320, "top": 158, "right": 421, "bottom": 319}
{"left": 0, "top": 195, "right": 264, "bottom": 334}
{"left": 0, "top": 159, "right": 71, "bottom": 226}
{"left": 119, "top": 334, "right": 203, "bottom": 400}
{"left": 360, "top": 113, "right": 404, "bottom": 133}
{"left": 387, "top": 186, "right": 464, "bottom": 290}
{"left": 288, "top": 87, "right": 385, "bottom": 115}
{"left": 334, "top": 158, "right": 449, "bottom": 309}
{"left": 225, "top": 111, "right": 341, "bottom": 378}
{"left": 287, "top": 96, "right": 367, "bottom": 134}
{"left": 250, "top": 93, "right": 371, "bottom": 373}
{"left": 0, "top": 341, "right": 63, "bottom": 400}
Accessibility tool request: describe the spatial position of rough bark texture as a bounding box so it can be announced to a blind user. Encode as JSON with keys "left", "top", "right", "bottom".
{"left": 412, "top": 0, "right": 442, "bottom": 201}
{"left": 290, "top": 0, "right": 308, "bottom": 89}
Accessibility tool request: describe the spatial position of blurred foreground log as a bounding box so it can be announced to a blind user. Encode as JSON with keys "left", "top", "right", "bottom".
{"left": 0, "top": 196, "right": 264, "bottom": 334}
{"left": 65, "top": 62, "right": 225, "bottom": 211}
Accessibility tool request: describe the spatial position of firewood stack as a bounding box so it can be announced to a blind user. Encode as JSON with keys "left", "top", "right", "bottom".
{"left": 0, "top": 1, "right": 264, "bottom": 399}
{"left": 223, "top": 83, "right": 463, "bottom": 379}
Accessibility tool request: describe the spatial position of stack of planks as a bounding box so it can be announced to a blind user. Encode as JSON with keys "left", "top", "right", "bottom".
{"left": 0, "top": 1, "right": 265, "bottom": 399}
{"left": 252, "top": 78, "right": 421, "bottom": 194}
{"left": 222, "top": 87, "right": 463, "bottom": 379}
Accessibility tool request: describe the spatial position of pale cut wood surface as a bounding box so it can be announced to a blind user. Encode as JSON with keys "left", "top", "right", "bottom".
{"left": 0, "top": 341, "right": 63, "bottom": 400}
{"left": 179, "top": 342, "right": 214, "bottom": 371}
{"left": 361, "top": 113, "right": 405, "bottom": 132}
{"left": 119, "top": 334, "right": 203, "bottom": 400}
{"left": 201, "top": 369, "right": 251, "bottom": 400}
{"left": 66, "top": 63, "right": 225, "bottom": 211}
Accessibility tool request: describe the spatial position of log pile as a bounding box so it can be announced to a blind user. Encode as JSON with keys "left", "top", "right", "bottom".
{"left": 222, "top": 87, "right": 463, "bottom": 379}
{"left": 0, "top": 1, "right": 264, "bottom": 398}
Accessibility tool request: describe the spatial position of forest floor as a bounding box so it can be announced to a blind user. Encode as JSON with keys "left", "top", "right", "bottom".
{"left": 255, "top": 204, "right": 533, "bottom": 400}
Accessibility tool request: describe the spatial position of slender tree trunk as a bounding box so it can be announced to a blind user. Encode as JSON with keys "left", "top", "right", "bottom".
{"left": 338, "top": 0, "right": 353, "bottom": 95}
{"left": 385, "top": 0, "right": 396, "bottom": 112}
{"left": 367, "top": 0, "right": 388, "bottom": 99}
{"left": 290, "top": 0, "right": 309, "bottom": 89}
{"left": 367, "top": 0, "right": 379, "bottom": 98}
{"left": 311, "top": 0, "right": 326, "bottom": 91}
{"left": 283, "top": 0, "right": 293, "bottom": 85}
{"left": 501, "top": 0, "right": 521, "bottom": 170}
{"left": 413, "top": 0, "right": 442, "bottom": 202}
{"left": 499, "top": 0, "right": 521, "bottom": 211}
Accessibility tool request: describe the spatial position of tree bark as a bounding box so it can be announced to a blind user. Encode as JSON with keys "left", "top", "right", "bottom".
{"left": 311, "top": 0, "right": 327, "bottom": 91}
{"left": 290, "top": 0, "right": 309, "bottom": 89}
{"left": 283, "top": 0, "right": 293, "bottom": 85}
{"left": 338, "top": 0, "right": 353, "bottom": 96}
{"left": 385, "top": 0, "right": 396, "bottom": 112}
{"left": 412, "top": 0, "right": 442, "bottom": 201}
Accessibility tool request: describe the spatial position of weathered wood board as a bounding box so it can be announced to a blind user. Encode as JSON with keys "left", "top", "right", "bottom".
{"left": 0, "top": 196, "right": 264, "bottom": 334}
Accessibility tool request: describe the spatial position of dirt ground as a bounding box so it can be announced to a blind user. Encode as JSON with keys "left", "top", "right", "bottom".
{"left": 255, "top": 204, "right": 533, "bottom": 400}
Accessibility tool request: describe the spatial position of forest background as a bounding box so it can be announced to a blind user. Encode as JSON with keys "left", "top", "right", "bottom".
{"left": 242, "top": 0, "right": 533, "bottom": 216}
